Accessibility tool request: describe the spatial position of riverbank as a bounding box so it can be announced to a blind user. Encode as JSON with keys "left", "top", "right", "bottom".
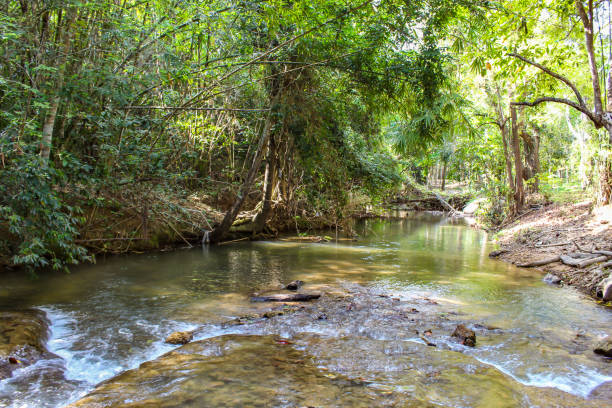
{"left": 492, "top": 201, "right": 612, "bottom": 303}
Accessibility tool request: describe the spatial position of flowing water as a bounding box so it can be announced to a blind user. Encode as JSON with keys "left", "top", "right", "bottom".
{"left": 0, "top": 213, "right": 610, "bottom": 407}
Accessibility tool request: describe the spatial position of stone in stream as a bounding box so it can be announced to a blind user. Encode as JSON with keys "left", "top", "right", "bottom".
{"left": 451, "top": 324, "right": 476, "bottom": 347}
{"left": 593, "top": 337, "right": 612, "bottom": 357}
{"left": 488, "top": 249, "right": 508, "bottom": 258}
{"left": 66, "top": 335, "right": 392, "bottom": 408}
{"left": 543, "top": 273, "right": 562, "bottom": 285}
{"left": 0, "top": 309, "right": 56, "bottom": 380}
{"left": 601, "top": 276, "right": 612, "bottom": 301}
{"left": 285, "top": 280, "right": 304, "bottom": 291}
{"left": 165, "top": 331, "right": 193, "bottom": 345}
{"left": 250, "top": 292, "right": 321, "bottom": 302}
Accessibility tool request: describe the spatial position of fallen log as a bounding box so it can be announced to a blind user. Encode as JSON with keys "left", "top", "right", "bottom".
{"left": 250, "top": 293, "right": 321, "bottom": 302}
{"left": 566, "top": 252, "right": 598, "bottom": 259}
{"left": 593, "top": 250, "right": 612, "bottom": 257}
{"left": 534, "top": 241, "right": 571, "bottom": 248}
{"left": 560, "top": 255, "right": 609, "bottom": 269}
{"left": 516, "top": 255, "right": 561, "bottom": 268}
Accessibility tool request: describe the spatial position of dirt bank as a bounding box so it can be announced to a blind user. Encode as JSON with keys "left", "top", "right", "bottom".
{"left": 493, "top": 201, "right": 612, "bottom": 302}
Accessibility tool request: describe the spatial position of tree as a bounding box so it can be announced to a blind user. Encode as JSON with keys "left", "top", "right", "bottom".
{"left": 510, "top": 0, "right": 612, "bottom": 204}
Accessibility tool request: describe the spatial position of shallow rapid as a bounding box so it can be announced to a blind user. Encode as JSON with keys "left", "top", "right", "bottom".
{"left": 0, "top": 213, "right": 610, "bottom": 407}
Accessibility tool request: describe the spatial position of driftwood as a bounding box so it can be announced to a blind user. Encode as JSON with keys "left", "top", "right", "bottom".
{"left": 593, "top": 250, "right": 612, "bottom": 257}
{"left": 433, "top": 192, "right": 462, "bottom": 216}
{"left": 601, "top": 260, "right": 612, "bottom": 269}
{"left": 566, "top": 252, "right": 598, "bottom": 259}
{"left": 516, "top": 255, "right": 561, "bottom": 268}
{"left": 250, "top": 292, "right": 321, "bottom": 302}
{"left": 560, "top": 254, "right": 608, "bottom": 269}
{"left": 534, "top": 241, "right": 571, "bottom": 248}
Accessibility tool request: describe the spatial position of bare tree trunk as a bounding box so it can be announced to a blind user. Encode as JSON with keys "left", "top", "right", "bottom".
{"left": 511, "top": 106, "right": 524, "bottom": 213}
{"left": 440, "top": 160, "right": 447, "bottom": 191}
{"left": 501, "top": 124, "right": 515, "bottom": 193}
{"left": 40, "top": 7, "right": 76, "bottom": 165}
{"left": 208, "top": 101, "right": 276, "bottom": 243}
{"left": 252, "top": 133, "right": 278, "bottom": 233}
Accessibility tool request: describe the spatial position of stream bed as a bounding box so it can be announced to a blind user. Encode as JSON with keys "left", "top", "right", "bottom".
{"left": 0, "top": 213, "right": 610, "bottom": 407}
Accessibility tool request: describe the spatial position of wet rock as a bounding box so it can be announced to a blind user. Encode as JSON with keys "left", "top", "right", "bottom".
{"left": 262, "top": 310, "right": 284, "bottom": 318}
{"left": 593, "top": 337, "right": 612, "bottom": 357}
{"left": 543, "top": 273, "right": 562, "bottom": 285}
{"left": 488, "top": 249, "right": 508, "bottom": 258}
{"left": 0, "top": 309, "right": 52, "bottom": 380}
{"left": 588, "top": 381, "right": 612, "bottom": 402}
{"left": 601, "top": 277, "right": 612, "bottom": 301}
{"left": 250, "top": 292, "right": 321, "bottom": 302}
{"left": 451, "top": 324, "right": 476, "bottom": 347}
{"left": 165, "top": 331, "right": 193, "bottom": 345}
{"left": 285, "top": 280, "right": 304, "bottom": 291}
{"left": 66, "top": 335, "right": 391, "bottom": 408}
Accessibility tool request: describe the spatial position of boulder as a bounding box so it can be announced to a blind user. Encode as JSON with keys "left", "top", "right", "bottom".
{"left": 542, "top": 273, "right": 561, "bottom": 285}
{"left": 285, "top": 280, "right": 304, "bottom": 291}
{"left": 451, "top": 324, "right": 476, "bottom": 347}
{"left": 165, "top": 331, "right": 193, "bottom": 345}
{"left": 593, "top": 337, "right": 612, "bottom": 357}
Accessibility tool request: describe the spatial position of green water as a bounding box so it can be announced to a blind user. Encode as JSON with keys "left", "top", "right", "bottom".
{"left": 0, "top": 213, "right": 610, "bottom": 407}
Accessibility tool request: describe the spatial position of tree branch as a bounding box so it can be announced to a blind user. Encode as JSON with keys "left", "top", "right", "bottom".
{"left": 508, "top": 52, "right": 587, "bottom": 108}
{"left": 511, "top": 97, "right": 600, "bottom": 126}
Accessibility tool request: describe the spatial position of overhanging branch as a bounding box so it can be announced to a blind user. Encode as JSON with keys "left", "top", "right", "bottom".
{"left": 511, "top": 97, "right": 600, "bottom": 126}
{"left": 508, "top": 53, "right": 587, "bottom": 109}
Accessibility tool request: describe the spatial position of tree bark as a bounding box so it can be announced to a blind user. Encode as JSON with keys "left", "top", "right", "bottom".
{"left": 208, "top": 98, "right": 277, "bottom": 243}
{"left": 40, "top": 7, "right": 76, "bottom": 165}
{"left": 440, "top": 160, "right": 447, "bottom": 191}
{"left": 252, "top": 133, "right": 278, "bottom": 233}
{"left": 501, "top": 124, "right": 515, "bottom": 194}
{"left": 576, "top": 0, "right": 603, "bottom": 115}
{"left": 510, "top": 105, "right": 524, "bottom": 213}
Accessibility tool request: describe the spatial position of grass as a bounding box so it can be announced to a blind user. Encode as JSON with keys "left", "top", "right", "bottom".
{"left": 540, "top": 177, "right": 591, "bottom": 204}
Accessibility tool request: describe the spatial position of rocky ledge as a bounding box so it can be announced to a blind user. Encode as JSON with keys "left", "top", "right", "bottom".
{"left": 0, "top": 309, "right": 55, "bottom": 380}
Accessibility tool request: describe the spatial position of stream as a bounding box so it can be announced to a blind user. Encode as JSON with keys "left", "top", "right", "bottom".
{"left": 1, "top": 213, "right": 610, "bottom": 407}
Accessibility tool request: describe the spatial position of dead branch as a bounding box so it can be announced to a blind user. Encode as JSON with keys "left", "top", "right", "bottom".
{"left": 560, "top": 254, "right": 608, "bottom": 268}
{"left": 516, "top": 255, "right": 561, "bottom": 267}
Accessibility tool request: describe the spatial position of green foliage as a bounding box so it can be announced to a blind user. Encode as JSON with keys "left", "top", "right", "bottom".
{"left": 0, "top": 142, "right": 91, "bottom": 272}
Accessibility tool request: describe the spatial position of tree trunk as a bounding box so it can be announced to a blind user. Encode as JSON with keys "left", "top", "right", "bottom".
{"left": 252, "top": 133, "right": 278, "bottom": 233}
{"left": 40, "top": 7, "right": 76, "bottom": 165}
{"left": 520, "top": 129, "right": 540, "bottom": 192}
{"left": 597, "top": 138, "right": 612, "bottom": 205}
{"left": 208, "top": 101, "right": 277, "bottom": 243}
{"left": 501, "top": 124, "right": 515, "bottom": 195}
{"left": 440, "top": 160, "right": 447, "bottom": 191}
{"left": 511, "top": 106, "right": 524, "bottom": 213}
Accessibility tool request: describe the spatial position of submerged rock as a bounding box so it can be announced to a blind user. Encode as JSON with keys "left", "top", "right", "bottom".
{"left": 451, "top": 324, "right": 476, "bottom": 347}
{"left": 593, "top": 337, "right": 612, "bottom": 357}
{"left": 0, "top": 309, "right": 53, "bottom": 380}
{"left": 543, "top": 273, "right": 562, "bottom": 285}
{"left": 67, "top": 335, "right": 397, "bottom": 407}
{"left": 285, "top": 280, "right": 304, "bottom": 291}
{"left": 165, "top": 331, "right": 193, "bottom": 345}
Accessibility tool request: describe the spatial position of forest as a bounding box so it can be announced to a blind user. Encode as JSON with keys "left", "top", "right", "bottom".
{"left": 3, "top": 2, "right": 612, "bottom": 407}
{"left": 1, "top": 0, "right": 611, "bottom": 271}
